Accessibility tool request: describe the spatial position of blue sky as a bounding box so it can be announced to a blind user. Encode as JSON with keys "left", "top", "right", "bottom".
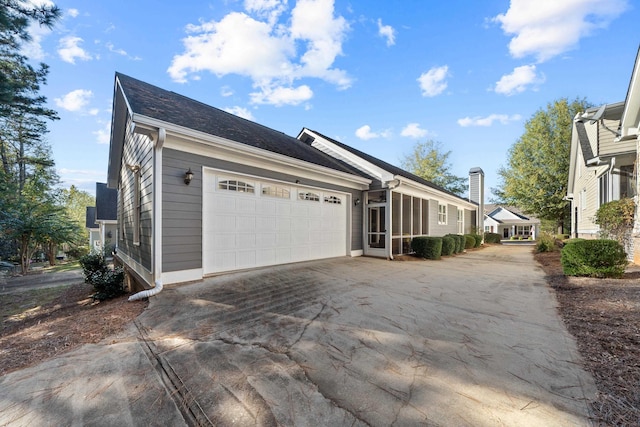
{"left": 21, "top": 0, "right": 639, "bottom": 199}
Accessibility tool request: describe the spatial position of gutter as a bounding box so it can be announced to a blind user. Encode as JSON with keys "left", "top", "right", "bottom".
{"left": 129, "top": 127, "right": 166, "bottom": 301}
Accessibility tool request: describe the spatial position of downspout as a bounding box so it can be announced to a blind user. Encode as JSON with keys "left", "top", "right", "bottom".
{"left": 129, "top": 127, "right": 166, "bottom": 301}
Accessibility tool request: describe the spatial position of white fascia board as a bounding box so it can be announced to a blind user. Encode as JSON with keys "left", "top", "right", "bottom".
{"left": 395, "top": 177, "right": 477, "bottom": 208}
{"left": 300, "top": 129, "right": 395, "bottom": 182}
{"left": 132, "top": 115, "right": 371, "bottom": 190}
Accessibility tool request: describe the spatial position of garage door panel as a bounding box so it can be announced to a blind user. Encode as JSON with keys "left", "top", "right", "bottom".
{"left": 203, "top": 171, "right": 348, "bottom": 275}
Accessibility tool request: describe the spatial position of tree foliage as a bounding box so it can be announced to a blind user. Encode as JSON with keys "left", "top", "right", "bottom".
{"left": 494, "top": 98, "right": 591, "bottom": 231}
{"left": 401, "top": 140, "right": 467, "bottom": 196}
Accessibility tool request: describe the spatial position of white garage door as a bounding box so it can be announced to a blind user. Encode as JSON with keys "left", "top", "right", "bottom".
{"left": 203, "top": 170, "right": 348, "bottom": 274}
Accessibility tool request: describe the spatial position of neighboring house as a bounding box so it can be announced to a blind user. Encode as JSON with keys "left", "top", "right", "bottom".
{"left": 85, "top": 183, "right": 118, "bottom": 252}
{"left": 483, "top": 204, "right": 540, "bottom": 240}
{"left": 107, "top": 73, "right": 482, "bottom": 290}
{"left": 567, "top": 101, "right": 636, "bottom": 240}
{"left": 85, "top": 206, "right": 100, "bottom": 251}
{"left": 96, "top": 182, "right": 118, "bottom": 252}
{"left": 618, "top": 46, "right": 640, "bottom": 263}
{"left": 567, "top": 46, "right": 639, "bottom": 262}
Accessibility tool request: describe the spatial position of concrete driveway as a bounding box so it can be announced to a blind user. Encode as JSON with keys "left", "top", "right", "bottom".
{"left": 0, "top": 245, "right": 596, "bottom": 426}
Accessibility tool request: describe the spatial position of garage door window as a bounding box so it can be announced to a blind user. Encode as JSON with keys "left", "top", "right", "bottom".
{"left": 262, "top": 185, "right": 290, "bottom": 199}
{"left": 219, "top": 179, "right": 255, "bottom": 193}
{"left": 324, "top": 195, "right": 342, "bottom": 204}
{"left": 298, "top": 191, "right": 320, "bottom": 201}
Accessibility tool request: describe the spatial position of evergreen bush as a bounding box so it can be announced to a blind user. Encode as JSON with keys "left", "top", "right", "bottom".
{"left": 464, "top": 234, "right": 476, "bottom": 249}
{"left": 411, "top": 237, "right": 443, "bottom": 260}
{"left": 561, "top": 239, "right": 627, "bottom": 278}
{"left": 79, "top": 252, "right": 126, "bottom": 300}
{"left": 472, "top": 234, "right": 482, "bottom": 247}
{"left": 441, "top": 236, "right": 455, "bottom": 256}
{"left": 444, "top": 234, "right": 463, "bottom": 253}
{"left": 484, "top": 232, "right": 501, "bottom": 244}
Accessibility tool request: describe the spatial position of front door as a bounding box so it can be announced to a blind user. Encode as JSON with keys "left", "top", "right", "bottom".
{"left": 365, "top": 205, "right": 387, "bottom": 256}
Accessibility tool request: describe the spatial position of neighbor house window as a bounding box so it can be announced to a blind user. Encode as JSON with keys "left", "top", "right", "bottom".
{"left": 299, "top": 191, "right": 320, "bottom": 201}
{"left": 262, "top": 185, "right": 290, "bottom": 199}
{"left": 457, "top": 209, "right": 464, "bottom": 234}
{"left": 599, "top": 174, "right": 609, "bottom": 206}
{"left": 438, "top": 203, "right": 447, "bottom": 225}
{"left": 219, "top": 179, "right": 255, "bottom": 193}
{"left": 324, "top": 195, "right": 342, "bottom": 204}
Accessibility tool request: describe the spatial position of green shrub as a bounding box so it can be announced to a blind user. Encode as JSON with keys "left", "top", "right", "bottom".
{"left": 484, "top": 232, "right": 501, "bottom": 244}
{"left": 472, "top": 234, "right": 482, "bottom": 247}
{"left": 411, "top": 237, "right": 443, "bottom": 260}
{"left": 79, "top": 252, "right": 126, "bottom": 300}
{"left": 561, "top": 239, "right": 627, "bottom": 278}
{"left": 535, "top": 232, "right": 557, "bottom": 253}
{"left": 444, "top": 234, "right": 463, "bottom": 253}
{"left": 66, "top": 245, "right": 90, "bottom": 260}
{"left": 441, "top": 236, "right": 455, "bottom": 256}
{"left": 464, "top": 234, "right": 476, "bottom": 249}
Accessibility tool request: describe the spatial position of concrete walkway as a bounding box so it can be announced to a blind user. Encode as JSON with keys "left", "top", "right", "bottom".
{"left": 0, "top": 245, "right": 596, "bottom": 426}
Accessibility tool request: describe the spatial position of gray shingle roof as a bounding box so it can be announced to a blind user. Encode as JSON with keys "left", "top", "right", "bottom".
{"left": 304, "top": 129, "right": 473, "bottom": 203}
{"left": 115, "top": 73, "right": 361, "bottom": 176}
{"left": 85, "top": 206, "right": 97, "bottom": 228}
{"left": 96, "top": 182, "right": 117, "bottom": 221}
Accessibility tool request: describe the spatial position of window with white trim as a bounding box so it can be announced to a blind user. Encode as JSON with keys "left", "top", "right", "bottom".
{"left": 438, "top": 203, "right": 447, "bottom": 225}
{"left": 324, "top": 195, "right": 342, "bottom": 204}
{"left": 298, "top": 191, "right": 320, "bottom": 201}
{"left": 598, "top": 174, "right": 609, "bottom": 206}
{"left": 262, "top": 185, "right": 290, "bottom": 199}
{"left": 219, "top": 179, "right": 255, "bottom": 193}
{"left": 457, "top": 209, "right": 464, "bottom": 234}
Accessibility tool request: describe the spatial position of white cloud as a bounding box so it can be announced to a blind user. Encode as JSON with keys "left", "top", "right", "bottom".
{"left": 57, "top": 168, "right": 106, "bottom": 194}
{"left": 494, "top": 64, "right": 544, "bottom": 95}
{"left": 67, "top": 8, "right": 79, "bottom": 18}
{"left": 493, "top": 0, "right": 628, "bottom": 62}
{"left": 168, "top": 0, "right": 350, "bottom": 106}
{"left": 401, "top": 123, "right": 428, "bottom": 138}
{"left": 21, "top": 22, "right": 52, "bottom": 60}
{"left": 54, "top": 89, "right": 93, "bottom": 112}
{"left": 221, "top": 86, "right": 234, "bottom": 97}
{"left": 377, "top": 18, "right": 395, "bottom": 46}
{"left": 417, "top": 65, "right": 449, "bottom": 97}
{"left": 93, "top": 120, "right": 111, "bottom": 144}
{"left": 250, "top": 84, "right": 313, "bottom": 106}
{"left": 457, "top": 114, "right": 522, "bottom": 127}
{"left": 224, "top": 106, "right": 255, "bottom": 121}
{"left": 105, "top": 42, "right": 141, "bottom": 60}
{"left": 355, "top": 125, "right": 391, "bottom": 140}
{"left": 58, "top": 35, "right": 92, "bottom": 64}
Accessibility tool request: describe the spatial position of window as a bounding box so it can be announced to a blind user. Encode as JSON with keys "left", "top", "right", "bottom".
{"left": 620, "top": 165, "right": 636, "bottom": 198}
{"left": 219, "top": 179, "right": 255, "bottom": 193}
{"left": 599, "top": 174, "right": 609, "bottom": 206}
{"left": 580, "top": 188, "right": 586, "bottom": 211}
{"left": 324, "top": 195, "right": 342, "bottom": 204}
{"left": 298, "top": 191, "right": 320, "bottom": 201}
{"left": 438, "top": 203, "right": 447, "bottom": 225}
{"left": 457, "top": 209, "right": 464, "bottom": 234}
{"left": 516, "top": 225, "right": 531, "bottom": 237}
{"left": 262, "top": 185, "right": 290, "bottom": 199}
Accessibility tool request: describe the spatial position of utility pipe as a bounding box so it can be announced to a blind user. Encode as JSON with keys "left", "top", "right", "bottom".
{"left": 128, "top": 127, "right": 166, "bottom": 301}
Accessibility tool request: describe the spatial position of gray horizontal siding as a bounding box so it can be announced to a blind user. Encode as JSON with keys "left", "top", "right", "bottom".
{"left": 161, "top": 148, "right": 363, "bottom": 272}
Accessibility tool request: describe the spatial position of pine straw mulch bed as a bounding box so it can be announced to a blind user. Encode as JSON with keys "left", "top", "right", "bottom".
{"left": 0, "top": 282, "right": 147, "bottom": 377}
{"left": 534, "top": 251, "right": 640, "bottom": 426}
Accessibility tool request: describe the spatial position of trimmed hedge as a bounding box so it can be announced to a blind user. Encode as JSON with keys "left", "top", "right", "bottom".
{"left": 441, "top": 236, "right": 456, "bottom": 256}
{"left": 561, "top": 239, "right": 627, "bottom": 278}
{"left": 411, "top": 237, "right": 443, "bottom": 260}
{"left": 473, "top": 234, "right": 482, "bottom": 247}
{"left": 484, "top": 232, "right": 501, "bottom": 244}
{"left": 444, "top": 234, "right": 464, "bottom": 253}
{"left": 464, "top": 234, "right": 476, "bottom": 249}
